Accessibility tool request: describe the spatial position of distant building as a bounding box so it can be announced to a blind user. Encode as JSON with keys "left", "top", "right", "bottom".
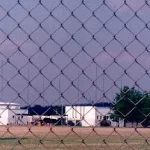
{"left": 0, "top": 102, "right": 28, "bottom": 125}
{"left": 65, "top": 105, "right": 112, "bottom": 127}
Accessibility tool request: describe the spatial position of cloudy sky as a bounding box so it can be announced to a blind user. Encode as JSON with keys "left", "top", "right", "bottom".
{"left": 0, "top": 0, "right": 150, "bottom": 106}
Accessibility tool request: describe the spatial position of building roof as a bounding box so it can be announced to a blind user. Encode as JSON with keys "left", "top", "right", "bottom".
{"left": 0, "top": 102, "right": 20, "bottom": 106}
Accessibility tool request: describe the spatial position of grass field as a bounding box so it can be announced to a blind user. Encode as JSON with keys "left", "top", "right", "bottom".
{"left": 0, "top": 126, "right": 149, "bottom": 150}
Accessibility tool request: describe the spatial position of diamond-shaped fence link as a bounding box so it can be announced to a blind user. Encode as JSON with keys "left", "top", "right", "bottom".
{"left": 0, "top": 0, "right": 150, "bottom": 149}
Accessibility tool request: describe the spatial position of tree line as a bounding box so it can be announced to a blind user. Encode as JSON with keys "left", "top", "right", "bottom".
{"left": 22, "top": 105, "right": 65, "bottom": 116}
{"left": 111, "top": 86, "right": 150, "bottom": 127}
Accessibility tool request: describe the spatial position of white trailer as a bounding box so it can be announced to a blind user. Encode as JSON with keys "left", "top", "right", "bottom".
{"left": 65, "top": 106, "right": 111, "bottom": 127}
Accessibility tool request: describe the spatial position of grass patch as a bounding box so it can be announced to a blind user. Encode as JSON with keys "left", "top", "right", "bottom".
{"left": 0, "top": 127, "right": 149, "bottom": 149}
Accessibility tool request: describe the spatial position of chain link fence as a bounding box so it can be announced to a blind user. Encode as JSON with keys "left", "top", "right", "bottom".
{"left": 0, "top": 0, "right": 150, "bottom": 149}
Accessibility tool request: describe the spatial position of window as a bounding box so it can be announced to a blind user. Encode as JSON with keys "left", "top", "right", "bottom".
{"left": 12, "top": 116, "right": 14, "bottom": 119}
{"left": 97, "top": 116, "right": 99, "bottom": 119}
{"left": 21, "top": 115, "right": 23, "bottom": 119}
{"left": 100, "top": 116, "right": 102, "bottom": 120}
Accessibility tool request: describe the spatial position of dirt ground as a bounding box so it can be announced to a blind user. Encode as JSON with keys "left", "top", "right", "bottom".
{"left": 0, "top": 126, "right": 149, "bottom": 150}
{"left": 0, "top": 126, "right": 149, "bottom": 138}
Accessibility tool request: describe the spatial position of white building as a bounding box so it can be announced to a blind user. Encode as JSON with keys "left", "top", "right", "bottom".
{"left": 65, "top": 106, "right": 112, "bottom": 127}
{"left": 0, "top": 102, "right": 28, "bottom": 125}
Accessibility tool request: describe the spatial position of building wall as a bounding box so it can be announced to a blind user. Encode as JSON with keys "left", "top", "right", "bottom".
{"left": 95, "top": 107, "right": 111, "bottom": 126}
{"left": 16, "top": 115, "right": 28, "bottom": 125}
{"left": 0, "top": 109, "right": 9, "bottom": 125}
{"left": 8, "top": 109, "right": 28, "bottom": 125}
{"left": 0, "top": 108, "right": 28, "bottom": 125}
{"left": 0, "top": 102, "right": 29, "bottom": 125}
{"left": 66, "top": 106, "right": 113, "bottom": 127}
{"left": 66, "top": 106, "right": 96, "bottom": 126}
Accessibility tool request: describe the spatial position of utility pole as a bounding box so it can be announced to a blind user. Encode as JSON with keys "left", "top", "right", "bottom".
{"left": 1, "top": 60, "right": 3, "bottom": 101}
{"left": 27, "top": 69, "right": 30, "bottom": 106}
{"left": 103, "top": 71, "right": 105, "bottom": 105}
{"left": 59, "top": 75, "right": 63, "bottom": 126}
{"left": 96, "top": 64, "right": 98, "bottom": 103}
{"left": 43, "top": 74, "right": 44, "bottom": 106}
{"left": 121, "top": 76, "right": 122, "bottom": 89}
{"left": 78, "top": 75, "right": 81, "bottom": 120}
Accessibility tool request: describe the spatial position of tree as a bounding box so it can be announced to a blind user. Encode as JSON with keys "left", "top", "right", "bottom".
{"left": 111, "top": 86, "right": 150, "bottom": 126}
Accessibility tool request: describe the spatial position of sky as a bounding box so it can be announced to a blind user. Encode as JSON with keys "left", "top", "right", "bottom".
{"left": 0, "top": 0, "right": 150, "bottom": 106}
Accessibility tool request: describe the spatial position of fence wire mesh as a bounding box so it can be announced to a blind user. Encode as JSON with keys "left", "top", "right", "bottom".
{"left": 0, "top": 0, "right": 150, "bottom": 149}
